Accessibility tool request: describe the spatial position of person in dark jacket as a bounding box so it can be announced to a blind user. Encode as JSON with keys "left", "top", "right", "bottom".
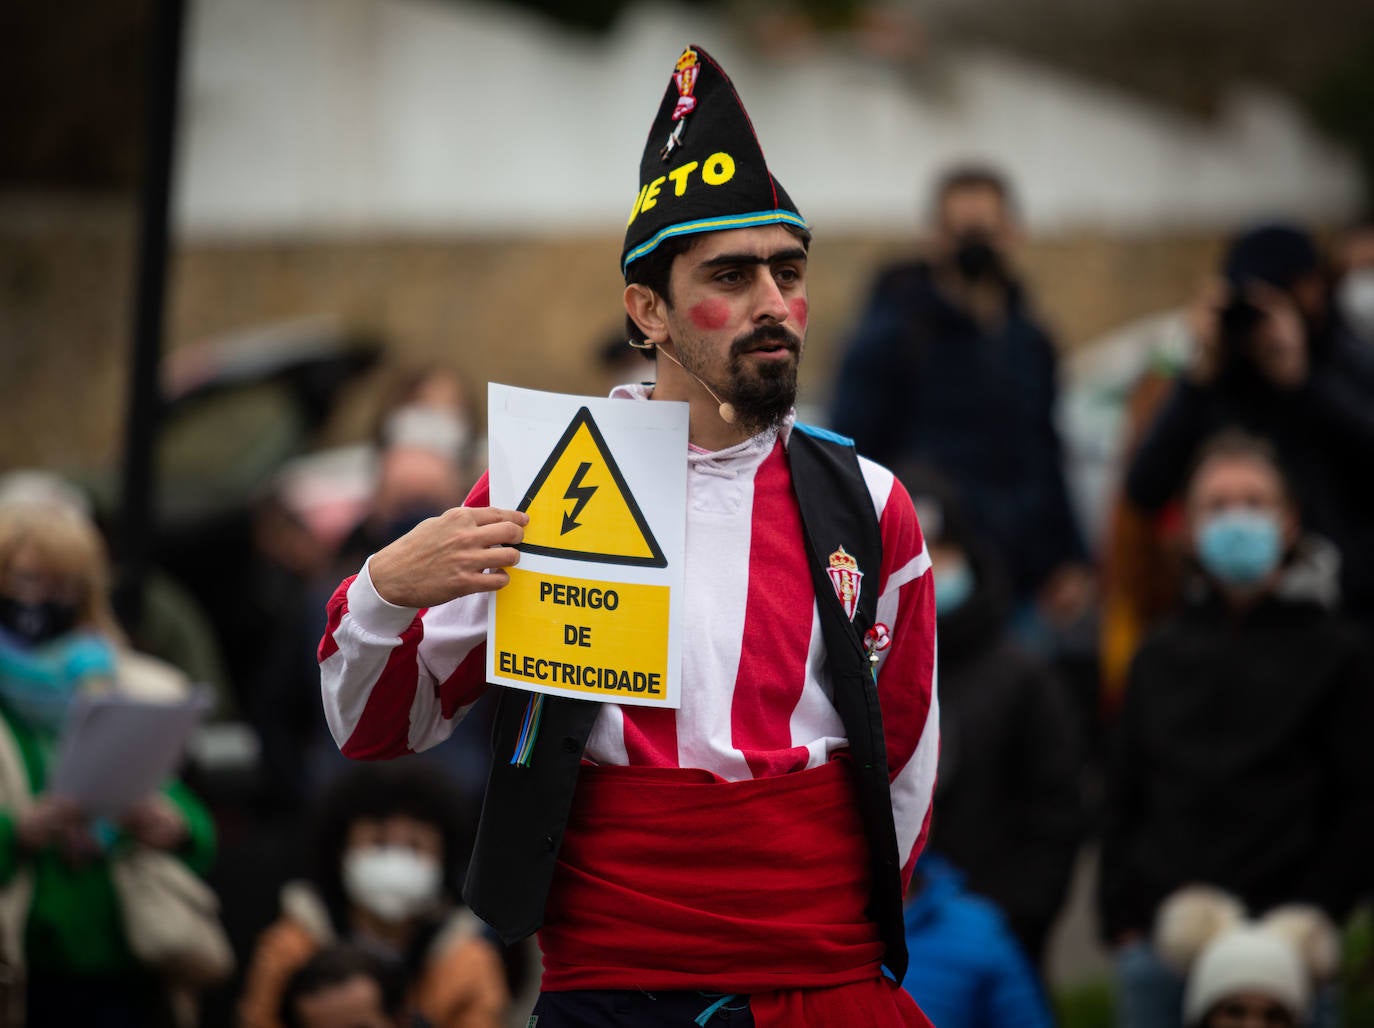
{"left": 908, "top": 478, "right": 1083, "bottom": 972}
{"left": 900, "top": 853, "right": 1054, "bottom": 1028}
{"left": 1100, "top": 431, "right": 1374, "bottom": 1028}
{"left": 1123, "top": 223, "right": 1374, "bottom": 621}
{"left": 829, "top": 164, "right": 1090, "bottom": 616}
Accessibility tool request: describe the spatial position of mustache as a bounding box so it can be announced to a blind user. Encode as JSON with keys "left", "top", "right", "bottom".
{"left": 730, "top": 324, "right": 802, "bottom": 358}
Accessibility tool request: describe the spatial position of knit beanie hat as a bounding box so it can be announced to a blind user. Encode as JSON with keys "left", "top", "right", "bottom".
{"left": 1155, "top": 886, "right": 1341, "bottom": 1028}
{"left": 621, "top": 44, "right": 806, "bottom": 275}
{"left": 1185, "top": 925, "right": 1308, "bottom": 1026}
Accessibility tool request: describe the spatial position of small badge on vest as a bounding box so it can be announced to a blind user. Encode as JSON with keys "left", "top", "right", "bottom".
{"left": 826, "top": 545, "right": 864, "bottom": 621}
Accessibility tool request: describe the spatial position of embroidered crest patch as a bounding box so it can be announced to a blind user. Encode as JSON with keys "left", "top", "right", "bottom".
{"left": 827, "top": 545, "right": 863, "bottom": 622}
{"left": 659, "top": 46, "right": 700, "bottom": 161}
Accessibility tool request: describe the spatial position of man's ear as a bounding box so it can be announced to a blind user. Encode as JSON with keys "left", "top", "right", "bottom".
{"left": 624, "top": 284, "right": 669, "bottom": 345}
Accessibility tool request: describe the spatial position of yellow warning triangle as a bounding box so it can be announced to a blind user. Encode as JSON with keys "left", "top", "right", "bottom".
{"left": 516, "top": 407, "right": 666, "bottom": 568}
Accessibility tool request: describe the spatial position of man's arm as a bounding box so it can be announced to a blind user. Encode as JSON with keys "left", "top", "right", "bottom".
{"left": 318, "top": 473, "right": 527, "bottom": 760}
{"left": 1123, "top": 378, "right": 1215, "bottom": 512}
{"left": 865, "top": 466, "right": 939, "bottom": 892}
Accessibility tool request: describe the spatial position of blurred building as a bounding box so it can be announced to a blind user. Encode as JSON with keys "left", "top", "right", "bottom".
{"left": 177, "top": 0, "right": 1360, "bottom": 235}
{"left": 2, "top": 0, "right": 1366, "bottom": 475}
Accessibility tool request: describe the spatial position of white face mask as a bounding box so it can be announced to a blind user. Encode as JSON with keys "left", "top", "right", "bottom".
{"left": 381, "top": 404, "right": 472, "bottom": 463}
{"left": 1337, "top": 268, "right": 1374, "bottom": 342}
{"left": 342, "top": 846, "right": 443, "bottom": 923}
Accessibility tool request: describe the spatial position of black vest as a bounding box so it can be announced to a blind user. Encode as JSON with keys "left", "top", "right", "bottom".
{"left": 462, "top": 426, "right": 910, "bottom": 981}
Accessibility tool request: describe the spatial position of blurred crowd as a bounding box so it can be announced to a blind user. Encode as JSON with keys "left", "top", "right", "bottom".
{"left": 3, "top": 162, "right": 1374, "bottom": 1028}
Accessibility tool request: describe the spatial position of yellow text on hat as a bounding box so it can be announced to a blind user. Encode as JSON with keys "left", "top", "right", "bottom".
{"left": 627, "top": 151, "right": 737, "bottom": 227}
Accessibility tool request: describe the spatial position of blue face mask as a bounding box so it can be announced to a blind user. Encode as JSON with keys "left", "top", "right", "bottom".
{"left": 0, "top": 632, "right": 115, "bottom": 734}
{"left": 934, "top": 562, "right": 975, "bottom": 616}
{"left": 1195, "top": 509, "right": 1283, "bottom": 587}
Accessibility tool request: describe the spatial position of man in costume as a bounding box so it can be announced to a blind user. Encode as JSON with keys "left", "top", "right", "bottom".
{"left": 319, "top": 44, "right": 939, "bottom": 1027}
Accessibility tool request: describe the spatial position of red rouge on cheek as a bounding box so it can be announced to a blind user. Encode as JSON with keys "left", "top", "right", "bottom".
{"left": 688, "top": 300, "right": 731, "bottom": 332}
{"left": 788, "top": 298, "right": 809, "bottom": 329}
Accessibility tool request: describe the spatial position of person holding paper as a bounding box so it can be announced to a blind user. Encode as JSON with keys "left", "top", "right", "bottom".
{"left": 0, "top": 496, "right": 216, "bottom": 1026}
{"left": 320, "top": 44, "right": 937, "bottom": 1028}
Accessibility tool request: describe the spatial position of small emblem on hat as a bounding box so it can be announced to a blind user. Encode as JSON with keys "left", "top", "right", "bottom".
{"left": 659, "top": 46, "right": 700, "bottom": 161}
{"left": 827, "top": 546, "right": 864, "bottom": 622}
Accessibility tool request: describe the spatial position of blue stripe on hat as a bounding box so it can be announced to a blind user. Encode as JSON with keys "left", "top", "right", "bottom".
{"left": 622, "top": 209, "right": 810, "bottom": 272}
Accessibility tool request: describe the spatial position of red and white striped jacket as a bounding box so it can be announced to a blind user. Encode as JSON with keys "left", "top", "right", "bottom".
{"left": 319, "top": 404, "right": 939, "bottom": 886}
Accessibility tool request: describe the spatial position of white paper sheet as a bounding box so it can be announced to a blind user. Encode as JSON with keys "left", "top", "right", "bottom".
{"left": 50, "top": 689, "right": 214, "bottom": 816}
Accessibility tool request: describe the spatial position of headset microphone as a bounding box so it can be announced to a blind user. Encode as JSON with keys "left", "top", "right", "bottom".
{"left": 655, "top": 343, "right": 736, "bottom": 424}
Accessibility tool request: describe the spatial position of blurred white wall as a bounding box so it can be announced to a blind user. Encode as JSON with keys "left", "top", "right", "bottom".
{"left": 176, "top": 0, "right": 1362, "bottom": 238}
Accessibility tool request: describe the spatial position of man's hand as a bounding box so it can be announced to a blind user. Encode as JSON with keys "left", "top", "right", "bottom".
{"left": 121, "top": 795, "right": 188, "bottom": 851}
{"left": 367, "top": 506, "right": 529, "bottom": 608}
{"left": 15, "top": 794, "right": 84, "bottom": 853}
{"left": 1183, "top": 278, "right": 1227, "bottom": 385}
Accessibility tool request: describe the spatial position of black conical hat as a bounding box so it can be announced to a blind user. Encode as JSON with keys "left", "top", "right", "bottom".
{"left": 621, "top": 44, "right": 806, "bottom": 275}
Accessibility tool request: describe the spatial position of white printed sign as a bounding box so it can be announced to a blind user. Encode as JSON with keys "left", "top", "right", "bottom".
{"left": 485, "top": 384, "right": 688, "bottom": 708}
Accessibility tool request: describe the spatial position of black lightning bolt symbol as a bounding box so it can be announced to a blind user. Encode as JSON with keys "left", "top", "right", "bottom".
{"left": 562, "top": 462, "right": 596, "bottom": 534}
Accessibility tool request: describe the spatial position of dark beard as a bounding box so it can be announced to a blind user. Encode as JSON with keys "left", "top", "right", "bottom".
{"left": 724, "top": 324, "right": 801, "bottom": 434}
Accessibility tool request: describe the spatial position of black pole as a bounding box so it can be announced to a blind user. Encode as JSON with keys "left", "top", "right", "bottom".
{"left": 115, "top": 0, "right": 186, "bottom": 630}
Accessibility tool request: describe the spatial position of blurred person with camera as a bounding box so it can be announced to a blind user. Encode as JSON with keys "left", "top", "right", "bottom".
{"left": 1100, "top": 432, "right": 1374, "bottom": 1028}
{"left": 1125, "top": 223, "right": 1374, "bottom": 623}
{"left": 829, "top": 164, "right": 1093, "bottom": 641}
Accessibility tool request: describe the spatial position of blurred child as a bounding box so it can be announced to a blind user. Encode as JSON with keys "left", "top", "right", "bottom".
{"left": 240, "top": 763, "right": 508, "bottom": 1028}
{"left": 900, "top": 853, "right": 1054, "bottom": 1028}
{"left": 279, "top": 944, "right": 416, "bottom": 1028}
{"left": 1155, "top": 886, "right": 1339, "bottom": 1028}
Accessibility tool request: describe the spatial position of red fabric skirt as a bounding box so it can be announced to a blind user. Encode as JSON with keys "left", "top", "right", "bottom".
{"left": 538, "top": 757, "right": 930, "bottom": 1028}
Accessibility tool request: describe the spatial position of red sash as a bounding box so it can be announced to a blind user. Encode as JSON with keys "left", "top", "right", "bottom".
{"left": 538, "top": 757, "right": 930, "bottom": 1027}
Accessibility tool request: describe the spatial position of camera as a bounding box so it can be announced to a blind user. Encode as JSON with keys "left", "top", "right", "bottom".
{"left": 1218, "top": 295, "right": 1263, "bottom": 364}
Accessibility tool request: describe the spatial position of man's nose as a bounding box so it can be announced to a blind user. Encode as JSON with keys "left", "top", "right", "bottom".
{"left": 753, "top": 270, "right": 789, "bottom": 323}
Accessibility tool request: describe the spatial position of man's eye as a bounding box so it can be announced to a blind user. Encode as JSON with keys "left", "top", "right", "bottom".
{"left": 775, "top": 267, "right": 801, "bottom": 284}
{"left": 715, "top": 270, "right": 743, "bottom": 285}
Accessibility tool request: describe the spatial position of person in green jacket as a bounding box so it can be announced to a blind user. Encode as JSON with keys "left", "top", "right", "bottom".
{"left": 0, "top": 496, "right": 216, "bottom": 1026}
